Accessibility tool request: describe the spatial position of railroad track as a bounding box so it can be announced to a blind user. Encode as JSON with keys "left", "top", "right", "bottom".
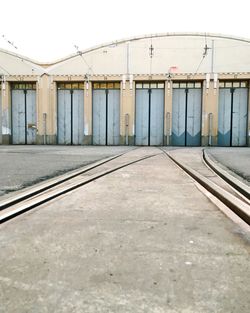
{"left": 1, "top": 147, "right": 249, "bottom": 227}
{"left": 0, "top": 148, "right": 160, "bottom": 223}
{"left": 160, "top": 148, "right": 250, "bottom": 226}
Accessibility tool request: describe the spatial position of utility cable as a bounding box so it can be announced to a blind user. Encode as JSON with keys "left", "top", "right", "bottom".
{"left": 194, "top": 33, "right": 211, "bottom": 74}
{"left": 74, "top": 45, "right": 95, "bottom": 76}
{"left": 149, "top": 37, "right": 154, "bottom": 75}
{"left": 194, "top": 55, "right": 206, "bottom": 74}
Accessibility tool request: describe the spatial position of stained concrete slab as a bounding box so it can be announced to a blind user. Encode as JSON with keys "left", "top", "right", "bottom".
{"left": 205, "top": 148, "right": 250, "bottom": 185}
{"left": 0, "top": 147, "right": 249, "bottom": 313}
{"left": 0, "top": 145, "right": 133, "bottom": 198}
{"left": 165, "top": 147, "right": 249, "bottom": 201}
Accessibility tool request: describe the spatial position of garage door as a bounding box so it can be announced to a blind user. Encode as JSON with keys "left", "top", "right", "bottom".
{"left": 12, "top": 83, "right": 37, "bottom": 144}
{"left": 57, "top": 82, "right": 84, "bottom": 145}
{"left": 172, "top": 82, "right": 202, "bottom": 146}
{"left": 92, "top": 82, "right": 120, "bottom": 145}
{"left": 218, "top": 81, "right": 248, "bottom": 146}
{"left": 135, "top": 82, "right": 164, "bottom": 146}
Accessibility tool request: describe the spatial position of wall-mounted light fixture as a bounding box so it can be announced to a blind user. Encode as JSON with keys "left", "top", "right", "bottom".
{"left": 129, "top": 74, "right": 133, "bottom": 90}
{"left": 213, "top": 73, "right": 218, "bottom": 89}
{"left": 122, "top": 74, "right": 126, "bottom": 90}
{"left": 84, "top": 74, "right": 89, "bottom": 90}
{"left": 206, "top": 73, "right": 210, "bottom": 89}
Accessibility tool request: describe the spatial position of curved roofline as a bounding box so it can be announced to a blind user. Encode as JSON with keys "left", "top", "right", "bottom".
{"left": 0, "top": 47, "right": 46, "bottom": 74}
{"left": 1, "top": 32, "right": 250, "bottom": 68}
{"left": 0, "top": 47, "right": 43, "bottom": 65}
{"left": 46, "top": 32, "right": 250, "bottom": 66}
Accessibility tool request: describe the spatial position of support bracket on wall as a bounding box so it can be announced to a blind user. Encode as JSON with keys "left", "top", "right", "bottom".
{"left": 206, "top": 73, "right": 210, "bottom": 90}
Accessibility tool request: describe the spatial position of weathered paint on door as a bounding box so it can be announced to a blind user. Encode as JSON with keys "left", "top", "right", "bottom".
{"left": 12, "top": 90, "right": 25, "bottom": 144}
{"left": 172, "top": 89, "right": 186, "bottom": 145}
{"left": 72, "top": 90, "right": 84, "bottom": 145}
{"left": 107, "top": 89, "right": 120, "bottom": 145}
{"left": 149, "top": 89, "right": 164, "bottom": 145}
{"left": 135, "top": 87, "right": 164, "bottom": 146}
{"left": 218, "top": 88, "right": 248, "bottom": 146}
{"left": 93, "top": 89, "right": 106, "bottom": 145}
{"left": 12, "top": 89, "right": 36, "bottom": 144}
{"left": 92, "top": 89, "right": 120, "bottom": 145}
{"left": 58, "top": 90, "right": 71, "bottom": 145}
{"left": 26, "top": 90, "right": 37, "bottom": 144}
{"left": 135, "top": 89, "right": 149, "bottom": 145}
{"left": 57, "top": 89, "right": 84, "bottom": 145}
{"left": 218, "top": 89, "right": 231, "bottom": 146}
{"left": 186, "top": 89, "right": 201, "bottom": 146}
{"left": 232, "top": 88, "right": 248, "bottom": 146}
{"left": 172, "top": 88, "right": 201, "bottom": 146}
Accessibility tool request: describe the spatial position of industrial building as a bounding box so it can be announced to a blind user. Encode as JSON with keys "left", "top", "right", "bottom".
{"left": 0, "top": 32, "right": 249, "bottom": 146}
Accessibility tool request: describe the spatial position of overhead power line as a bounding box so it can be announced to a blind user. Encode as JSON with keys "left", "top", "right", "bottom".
{"left": 74, "top": 45, "right": 94, "bottom": 75}
{"left": 194, "top": 33, "right": 211, "bottom": 74}
{"left": 2, "top": 34, "right": 18, "bottom": 50}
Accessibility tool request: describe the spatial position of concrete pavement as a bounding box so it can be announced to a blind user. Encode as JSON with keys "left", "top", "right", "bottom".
{"left": 0, "top": 146, "right": 133, "bottom": 198}
{"left": 0, "top": 147, "right": 249, "bottom": 313}
{"left": 205, "top": 148, "right": 250, "bottom": 185}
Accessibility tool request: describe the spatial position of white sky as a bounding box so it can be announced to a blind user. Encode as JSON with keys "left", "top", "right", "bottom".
{"left": 1, "top": 0, "right": 250, "bottom": 62}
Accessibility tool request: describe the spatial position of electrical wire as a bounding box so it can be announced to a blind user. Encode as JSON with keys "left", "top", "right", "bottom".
{"left": 1, "top": 35, "right": 43, "bottom": 78}
{"left": 2, "top": 34, "right": 18, "bottom": 50}
{"left": 194, "top": 55, "right": 206, "bottom": 74}
{"left": 74, "top": 45, "right": 95, "bottom": 75}
{"left": 193, "top": 33, "right": 210, "bottom": 74}
{"left": 149, "top": 37, "right": 154, "bottom": 75}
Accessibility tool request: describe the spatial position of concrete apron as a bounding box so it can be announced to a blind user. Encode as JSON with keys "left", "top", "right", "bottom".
{"left": 0, "top": 147, "right": 249, "bottom": 313}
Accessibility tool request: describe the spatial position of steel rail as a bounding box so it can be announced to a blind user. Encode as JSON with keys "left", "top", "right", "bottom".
{"left": 0, "top": 148, "right": 138, "bottom": 211}
{"left": 0, "top": 152, "right": 160, "bottom": 224}
{"left": 160, "top": 148, "right": 250, "bottom": 226}
{"left": 203, "top": 149, "right": 250, "bottom": 200}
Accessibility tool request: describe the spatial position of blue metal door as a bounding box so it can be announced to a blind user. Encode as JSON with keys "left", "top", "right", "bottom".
{"left": 72, "top": 90, "right": 84, "bottom": 145}
{"left": 172, "top": 89, "right": 186, "bottom": 145}
{"left": 186, "top": 89, "right": 201, "bottom": 146}
{"left": 232, "top": 88, "right": 248, "bottom": 146}
{"left": 93, "top": 89, "right": 107, "bottom": 145}
{"left": 218, "top": 89, "right": 231, "bottom": 146}
{"left": 12, "top": 90, "right": 26, "bottom": 144}
{"left": 135, "top": 89, "right": 149, "bottom": 145}
{"left": 58, "top": 89, "right": 84, "bottom": 145}
{"left": 135, "top": 84, "right": 164, "bottom": 146}
{"left": 58, "top": 90, "right": 72, "bottom": 145}
{"left": 26, "top": 90, "right": 37, "bottom": 144}
{"left": 172, "top": 86, "right": 201, "bottom": 146}
{"left": 12, "top": 87, "right": 36, "bottom": 144}
{"left": 150, "top": 89, "right": 164, "bottom": 145}
{"left": 93, "top": 88, "right": 120, "bottom": 145}
{"left": 218, "top": 86, "right": 248, "bottom": 146}
{"left": 107, "top": 89, "right": 120, "bottom": 145}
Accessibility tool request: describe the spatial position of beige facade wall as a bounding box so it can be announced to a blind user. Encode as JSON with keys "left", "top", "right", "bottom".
{"left": 1, "top": 33, "right": 250, "bottom": 146}
{"left": 2, "top": 82, "right": 11, "bottom": 144}
{"left": 1, "top": 74, "right": 250, "bottom": 146}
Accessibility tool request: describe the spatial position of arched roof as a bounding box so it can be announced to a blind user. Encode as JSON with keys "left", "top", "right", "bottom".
{"left": 46, "top": 32, "right": 250, "bottom": 75}
{"left": 0, "top": 48, "right": 45, "bottom": 76}
{"left": 1, "top": 33, "right": 250, "bottom": 76}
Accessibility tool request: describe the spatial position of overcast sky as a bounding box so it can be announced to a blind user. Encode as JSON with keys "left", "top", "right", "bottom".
{"left": 1, "top": 0, "right": 250, "bottom": 62}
